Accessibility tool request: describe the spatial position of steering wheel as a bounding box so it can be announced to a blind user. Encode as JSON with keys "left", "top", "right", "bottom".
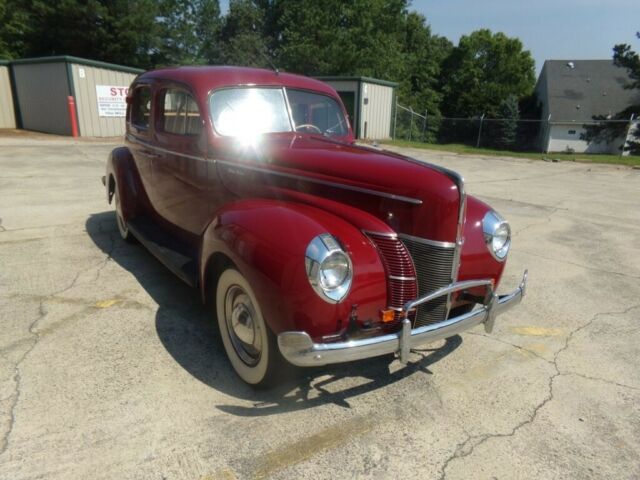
{"left": 295, "top": 124, "right": 323, "bottom": 134}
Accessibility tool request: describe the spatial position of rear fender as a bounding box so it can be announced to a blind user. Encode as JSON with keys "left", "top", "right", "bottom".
{"left": 105, "top": 147, "right": 147, "bottom": 223}
{"left": 200, "top": 199, "right": 387, "bottom": 339}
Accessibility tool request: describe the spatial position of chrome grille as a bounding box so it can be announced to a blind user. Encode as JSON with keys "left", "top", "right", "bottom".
{"left": 399, "top": 235, "right": 455, "bottom": 327}
{"left": 366, "top": 233, "right": 417, "bottom": 324}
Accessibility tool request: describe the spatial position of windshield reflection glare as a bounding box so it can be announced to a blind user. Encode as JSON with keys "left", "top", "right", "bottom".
{"left": 210, "top": 87, "right": 348, "bottom": 139}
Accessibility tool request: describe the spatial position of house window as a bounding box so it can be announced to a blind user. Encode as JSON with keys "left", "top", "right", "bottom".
{"left": 568, "top": 130, "right": 576, "bottom": 135}
{"left": 160, "top": 89, "right": 202, "bottom": 136}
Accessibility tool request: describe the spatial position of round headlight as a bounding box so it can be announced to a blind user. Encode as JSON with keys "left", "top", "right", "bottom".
{"left": 306, "top": 234, "right": 353, "bottom": 303}
{"left": 482, "top": 210, "right": 511, "bottom": 261}
{"left": 320, "top": 251, "right": 350, "bottom": 290}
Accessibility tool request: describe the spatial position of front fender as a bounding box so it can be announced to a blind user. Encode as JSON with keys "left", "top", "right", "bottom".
{"left": 200, "top": 199, "right": 387, "bottom": 339}
{"left": 457, "top": 195, "right": 507, "bottom": 291}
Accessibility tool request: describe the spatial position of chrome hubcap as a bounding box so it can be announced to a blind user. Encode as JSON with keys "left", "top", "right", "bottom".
{"left": 225, "top": 285, "right": 262, "bottom": 366}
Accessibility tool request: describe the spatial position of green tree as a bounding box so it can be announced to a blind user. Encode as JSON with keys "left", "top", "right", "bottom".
{"left": 582, "top": 32, "right": 640, "bottom": 155}
{"left": 396, "top": 11, "right": 452, "bottom": 141}
{"left": 0, "top": 0, "right": 31, "bottom": 59}
{"left": 16, "top": 0, "right": 161, "bottom": 69}
{"left": 440, "top": 29, "right": 535, "bottom": 118}
{"left": 156, "top": 0, "right": 221, "bottom": 66}
{"left": 438, "top": 29, "right": 535, "bottom": 144}
{"left": 484, "top": 94, "right": 519, "bottom": 149}
{"left": 271, "top": 0, "right": 407, "bottom": 78}
{"left": 212, "top": 0, "right": 269, "bottom": 67}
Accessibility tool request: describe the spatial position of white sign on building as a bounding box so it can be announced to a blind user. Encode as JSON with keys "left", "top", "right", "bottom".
{"left": 96, "top": 85, "right": 129, "bottom": 117}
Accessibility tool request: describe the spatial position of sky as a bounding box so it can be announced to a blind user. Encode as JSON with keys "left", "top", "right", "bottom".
{"left": 219, "top": 0, "right": 639, "bottom": 75}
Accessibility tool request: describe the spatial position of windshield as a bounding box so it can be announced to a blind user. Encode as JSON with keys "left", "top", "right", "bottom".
{"left": 209, "top": 87, "right": 349, "bottom": 139}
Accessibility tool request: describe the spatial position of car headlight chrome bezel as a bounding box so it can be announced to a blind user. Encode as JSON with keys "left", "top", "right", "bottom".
{"left": 305, "top": 234, "right": 353, "bottom": 303}
{"left": 482, "top": 210, "right": 511, "bottom": 261}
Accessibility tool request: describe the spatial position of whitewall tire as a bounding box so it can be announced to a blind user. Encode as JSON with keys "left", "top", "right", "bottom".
{"left": 216, "top": 268, "right": 280, "bottom": 386}
{"left": 114, "top": 189, "right": 134, "bottom": 243}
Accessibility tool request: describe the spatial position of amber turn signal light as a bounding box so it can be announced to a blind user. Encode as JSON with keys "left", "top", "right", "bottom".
{"left": 379, "top": 309, "right": 395, "bottom": 323}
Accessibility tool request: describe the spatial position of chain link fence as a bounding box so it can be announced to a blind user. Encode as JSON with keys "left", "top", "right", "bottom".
{"left": 392, "top": 102, "right": 639, "bottom": 156}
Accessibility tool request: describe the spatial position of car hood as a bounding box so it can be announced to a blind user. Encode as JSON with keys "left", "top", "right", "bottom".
{"left": 212, "top": 133, "right": 462, "bottom": 243}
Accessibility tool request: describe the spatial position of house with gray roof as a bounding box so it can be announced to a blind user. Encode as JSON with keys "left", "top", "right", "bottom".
{"left": 535, "top": 60, "right": 639, "bottom": 154}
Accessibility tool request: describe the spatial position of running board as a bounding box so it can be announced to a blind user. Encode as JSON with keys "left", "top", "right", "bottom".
{"left": 127, "top": 217, "right": 198, "bottom": 287}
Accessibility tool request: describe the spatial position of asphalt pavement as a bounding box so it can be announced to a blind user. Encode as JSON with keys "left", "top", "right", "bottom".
{"left": 1, "top": 133, "right": 639, "bottom": 479}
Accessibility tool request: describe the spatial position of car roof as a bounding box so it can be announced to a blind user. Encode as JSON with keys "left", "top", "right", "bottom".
{"left": 138, "top": 66, "right": 339, "bottom": 98}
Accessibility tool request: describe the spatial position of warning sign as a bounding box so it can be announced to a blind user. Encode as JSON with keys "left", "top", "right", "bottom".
{"left": 96, "top": 85, "right": 129, "bottom": 117}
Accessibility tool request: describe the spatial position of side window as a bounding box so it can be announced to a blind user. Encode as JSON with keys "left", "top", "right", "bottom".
{"left": 131, "top": 86, "right": 151, "bottom": 129}
{"left": 160, "top": 89, "right": 202, "bottom": 136}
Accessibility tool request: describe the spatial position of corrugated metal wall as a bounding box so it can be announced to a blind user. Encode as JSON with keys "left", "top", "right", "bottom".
{"left": 70, "top": 63, "right": 139, "bottom": 137}
{"left": 360, "top": 82, "right": 393, "bottom": 140}
{"left": 12, "top": 62, "right": 71, "bottom": 135}
{"left": 0, "top": 65, "right": 16, "bottom": 128}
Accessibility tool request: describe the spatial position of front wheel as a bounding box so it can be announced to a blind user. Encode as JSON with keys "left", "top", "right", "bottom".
{"left": 215, "top": 268, "right": 283, "bottom": 387}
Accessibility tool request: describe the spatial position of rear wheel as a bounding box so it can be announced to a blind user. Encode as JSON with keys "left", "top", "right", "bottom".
{"left": 114, "top": 189, "right": 135, "bottom": 243}
{"left": 215, "top": 268, "right": 283, "bottom": 387}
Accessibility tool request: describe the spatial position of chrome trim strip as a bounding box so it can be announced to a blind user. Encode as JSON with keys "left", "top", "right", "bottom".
{"left": 126, "top": 136, "right": 423, "bottom": 206}
{"left": 215, "top": 159, "right": 423, "bottom": 205}
{"left": 364, "top": 230, "right": 458, "bottom": 250}
{"left": 127, "top": 134, "right": 206, "bottom": 163}
{"left": 401, "top": 279, "right": 492, "bottom": 312}
{"left": 388, "top": 275, "right": 416, "bottom": 281}
{"left": 362, "top": 230, "right": 398, "bottom": 239}
{"left": 397, "top": 233, "right": 456, "bottom": 249}
{"left": 278, "top": 270, "right": 527, "bottom": 367}
{"left": 443, "top": 169, "right": 466, "bottom": 316}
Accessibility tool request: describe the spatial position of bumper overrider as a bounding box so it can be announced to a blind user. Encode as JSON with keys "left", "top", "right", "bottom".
{"left": 278, "top": 270, "right": 528, "bottom": 367}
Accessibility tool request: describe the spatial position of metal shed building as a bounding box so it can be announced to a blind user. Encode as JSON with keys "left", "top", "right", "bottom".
{"left": 317, "top": 76, "right": 397, "bottom": 140}
{"left": 10, "top": 56, "right": 143, "bottom": 137}
{"left": 0, "top": 60, "right": 16, "bottom": 129}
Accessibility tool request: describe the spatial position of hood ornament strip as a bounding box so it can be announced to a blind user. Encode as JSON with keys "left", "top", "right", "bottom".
{"left": 214, "top": 159, "right": 423, "bottom": 205}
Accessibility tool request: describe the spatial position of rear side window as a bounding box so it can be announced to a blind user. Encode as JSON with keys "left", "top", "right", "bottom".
{"left": 131, "top": 86, "right": 151, "bottom": 129}
{"left": 160, "top": 89, "right": 202, "bottom": 135}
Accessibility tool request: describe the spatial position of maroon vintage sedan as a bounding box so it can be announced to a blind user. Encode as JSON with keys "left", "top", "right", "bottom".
{"left": 103, "top": 66, "right": 527, "bottom": 386}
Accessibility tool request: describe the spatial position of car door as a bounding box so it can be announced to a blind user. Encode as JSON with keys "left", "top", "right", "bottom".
{"left": 127, "top": 83, "right": 163, "bottom": 209}
{"left": 152, "top": 85, "right": 213, "bottom": 238}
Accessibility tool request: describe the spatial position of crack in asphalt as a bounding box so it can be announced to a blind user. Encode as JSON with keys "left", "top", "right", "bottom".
{"left": 437, "top": 303, "right": 640, "bottom": 480}
{"left": 563, "top": 371, "right": 640, "bottom": 392}
{"left": 0, "top": 232, "right": 116, "bottom": 458}
{"left": 511, "top": 199, "right": 567, "bottom": 238}
{"left": 466, "top": 331, "right": 554, "bottom": 365}
{"left": 513, "top": 214, "right": 555, "bottom": 237}
{"left": 0, "top": 221, "right": 84, "bottom": 233}
{"left": 520, "top": 250, "right": 640, "bottom": 280}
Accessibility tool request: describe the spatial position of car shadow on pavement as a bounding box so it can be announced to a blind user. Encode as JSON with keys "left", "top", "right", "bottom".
{"left": 87, "top": 211, "right": 462, "bottom": 416}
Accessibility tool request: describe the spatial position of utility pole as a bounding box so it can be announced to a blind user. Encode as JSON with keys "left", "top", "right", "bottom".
{"left": 476, "top": 114, "right": 485, "bottom": 148}
{"left": 409, "top": 106, "right": 414, "bottom": 142}
{"left": 422, "top": 109, "right": 428, "bottom": 142}
{"left": 393, "top": 99, "right": 398, "bottom": 140}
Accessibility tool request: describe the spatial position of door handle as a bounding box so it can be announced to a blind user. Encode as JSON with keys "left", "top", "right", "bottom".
{"left": 142, "top": 149, "right": 160, "bottom": 158}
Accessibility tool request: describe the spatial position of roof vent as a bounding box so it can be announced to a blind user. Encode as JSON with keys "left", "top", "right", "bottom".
{"left": 567, "top": 61, "right": 575, "bottom": 69}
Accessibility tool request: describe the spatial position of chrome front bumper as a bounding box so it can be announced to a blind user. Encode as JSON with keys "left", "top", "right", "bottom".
{"left": 278, "top": 271, "right": 527, "bottom": 367}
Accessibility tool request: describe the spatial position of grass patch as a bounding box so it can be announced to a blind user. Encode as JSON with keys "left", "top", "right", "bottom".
{"left": 382, "top": 140, "right": 640, "bottom": 167}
